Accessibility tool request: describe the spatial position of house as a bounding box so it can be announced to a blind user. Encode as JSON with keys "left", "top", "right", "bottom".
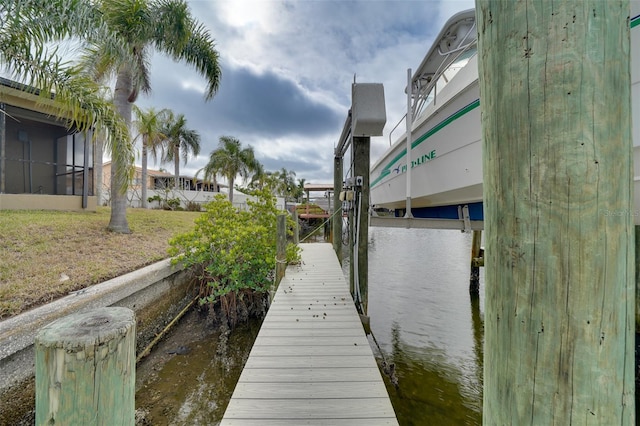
{"left": 0, "top": 77, "right": 97, "bottom": 211}
{"left": 101, "top": 162, "right": 224, "bottom": 208}
{"left": 101, "top": 162, "right": 287, "bottom": 211}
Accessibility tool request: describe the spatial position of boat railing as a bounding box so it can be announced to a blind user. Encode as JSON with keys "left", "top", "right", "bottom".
{"left": 388, "top": 36, "right": 477, "bottom": 147}
{"left": 388, "top": 112, "right": 407, "bottom": 146}
{"left": 412, "top": 42, "right": 477, "bottom": 119}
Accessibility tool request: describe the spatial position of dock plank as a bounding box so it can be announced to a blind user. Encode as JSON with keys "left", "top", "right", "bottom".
{"left": 230, "top": 380, "right": 389, "bottom": 398}
{"left": 244, "top": 355, "right": 378, "bottom": 369}
{"left": 220, "top": 243, "right": 398, "bottom": 425}
{"left": 224, "top": 398, "right": 396, "bottom": 419}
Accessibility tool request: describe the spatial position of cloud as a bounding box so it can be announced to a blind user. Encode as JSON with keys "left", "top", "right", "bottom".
{"left": 135, "top": 0, "right": 475, "bottom": 183}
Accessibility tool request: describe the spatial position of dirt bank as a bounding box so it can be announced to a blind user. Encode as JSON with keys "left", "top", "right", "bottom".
{"left": 135, "top": 307, "right": 262, "bottom": 425}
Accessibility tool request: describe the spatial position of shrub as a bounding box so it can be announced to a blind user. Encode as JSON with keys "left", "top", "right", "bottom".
{"left": 168, "top": 189, "right": 300, "bottom": 327}
{"left": 166, "top": 198, "right": 181, "bottom": 210}
{"left": 186, "top": 201, "right": 202, "bottom": 212}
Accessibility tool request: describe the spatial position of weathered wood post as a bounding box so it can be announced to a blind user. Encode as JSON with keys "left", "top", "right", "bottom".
{"left": 333, "top": 155, "right": 343, "bottom": 263}
{"left": 636, "top": 226, "right": 640, "bottom": 329}
{"left": 349, "top": 82, "right": 385, "bottom": 315}
{"left": 35, "top": 307, "right": 136, "bottom": 425}
{"left": 275, "top": 213, "right": 287, "bottom": 289}
{"left": 353, "top": 136, "right": 370, "bottom": 315}
{"left": 469, "top": 230, "right": 482, "bottom": 298}
{"left": 477, "top": 1, "right": 634, "bottom": 423}
{"left": 292, "top": 209, "right": 299, "bottom": 245}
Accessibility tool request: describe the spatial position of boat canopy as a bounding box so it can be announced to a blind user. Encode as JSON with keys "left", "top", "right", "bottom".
{"left": 408, "top": 8, "right": 476, "bottom": 119}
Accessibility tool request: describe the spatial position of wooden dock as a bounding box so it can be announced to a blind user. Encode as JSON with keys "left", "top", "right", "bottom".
{"left": 221, "top": 243, "right": 398, "bottom": 425}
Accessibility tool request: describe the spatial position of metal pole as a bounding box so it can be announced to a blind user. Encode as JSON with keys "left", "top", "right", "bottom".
{"left": 404, "top": 68, "right": 413, "bottom": 218}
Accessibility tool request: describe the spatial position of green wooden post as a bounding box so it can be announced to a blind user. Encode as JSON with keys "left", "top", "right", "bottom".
{"left": 478, "top": 1, "right": 634, "bottom": 423}
{"left": 35, "top": 307, "right": 136, "bottom": 425}
{"left": 333, "top": 155, "right": 344, "bottom": 263}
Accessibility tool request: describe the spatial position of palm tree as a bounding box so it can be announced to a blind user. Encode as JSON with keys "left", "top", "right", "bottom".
{"left": 199, "top": 156, "right": 224, "bottom": 193}
{"left": 205, "top": 136, "right": 261, "bottom": 203}
{"left": 295, "top": 178, "right": 307, "bottom": 202}
{"left": 133, "top": 106, "right": 168, "bottom": 207}
{"left": 1, "top": 0, "right": 133, "bottom": 202}
{"left": 247, "top": 163, "right": 268, "bottom": 190}
{"left": 274, "top": 167, "right": 296, "bottom": 200}
{"left": 159, "top": 112, "right": 201, "bottom": 190}
{"left": 82, "top": 0, "right": 221, "bottom": 233}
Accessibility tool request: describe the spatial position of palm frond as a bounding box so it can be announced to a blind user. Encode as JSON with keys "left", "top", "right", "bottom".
{"left": 178, "top": 21, "right": 222, "bottom": 100}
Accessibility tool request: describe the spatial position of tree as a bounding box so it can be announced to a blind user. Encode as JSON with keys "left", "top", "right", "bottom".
{"left": 0, "top": 0, "right": 133, "bottom": 201}
{"left": 294, "top": 178, "right": 306, "bottom": 202}
{"left": 83, "top": 0, "right": 221, "bottom": 233}
{"left": 206, "top": 136, "right": 260, "bottom": 203}
{"left": 247, "top": 163, "right": 267, "bottom": 190}
{"left": 273, "top": 168, "right": 296, "bottom": 200}
{"left": 159, "top": 111, "right": 200, "bottom": 190}
{"left": 133, "top": 106, "right": 168, "bottom": 207}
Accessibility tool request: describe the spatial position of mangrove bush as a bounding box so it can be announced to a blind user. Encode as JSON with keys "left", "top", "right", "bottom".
{"left": 168, "top": 189, "right": 299, "bottom": 326}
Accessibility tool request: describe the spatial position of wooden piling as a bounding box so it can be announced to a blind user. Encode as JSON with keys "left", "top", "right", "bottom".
{"left": 35, "top": 307, "right": 136, "bottom": 426}
{"left": 333, "top": 155, "right": 343, "bottom": 263}
{"left": 636, "top": 226, "right": 640, "bottom": 332}
{"left": 275, "top": 213, "right": 287, "bottom": 289}
{"left": 469, "top": 230, "right": 482, "bottom": 298}
{"left": 292, "top": 209, "right": 299, "bottom": 245}
{"left": 478, "top": 1, "right": 634, "bottom": 423}
{"left": 353, "top": 136, "right": 370, "bottom": 315}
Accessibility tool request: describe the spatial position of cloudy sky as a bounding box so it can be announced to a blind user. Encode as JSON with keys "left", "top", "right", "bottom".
{"left": 135, "top": 0, "right": 475, "bottom": 185}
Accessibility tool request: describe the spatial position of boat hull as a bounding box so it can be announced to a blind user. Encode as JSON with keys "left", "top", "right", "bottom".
{"left": 371, "top": 55, "right": 482, "bottom": 213}
{"left": 372, "top": 8, "right": 640, "bottom": 224}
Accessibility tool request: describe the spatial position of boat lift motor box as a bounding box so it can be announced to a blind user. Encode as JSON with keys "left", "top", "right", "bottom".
{"left": 352, "top": 83, "right": 386, "bottom": 136}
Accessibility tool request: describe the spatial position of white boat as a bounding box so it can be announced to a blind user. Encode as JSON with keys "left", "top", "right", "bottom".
{"left": 371, "top": 6, "right": 640, "bottom": 224}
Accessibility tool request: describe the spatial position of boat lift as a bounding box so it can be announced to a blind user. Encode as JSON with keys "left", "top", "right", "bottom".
{"left": 334, "top": 81, "right": 484, "bottom": 299}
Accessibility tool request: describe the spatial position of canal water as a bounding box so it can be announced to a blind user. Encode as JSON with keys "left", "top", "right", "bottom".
{"left": 135, "top": 227, "right": 484, "bottom": 425}
{"left": 361, "top": 226, "right": 484, "bottom": 425}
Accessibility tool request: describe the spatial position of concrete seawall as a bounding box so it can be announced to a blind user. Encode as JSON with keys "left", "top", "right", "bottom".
{"left": 0, "top": 258, "right": 196, "bottom": 424}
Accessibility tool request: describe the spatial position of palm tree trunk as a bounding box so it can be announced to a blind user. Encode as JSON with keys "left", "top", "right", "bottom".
{"left": 108, "top": 68, "right": 132, "bottom": 233}
{"left": 174, "top": 147, "right": 180, "bottom": 190}
{"left": 141, "top": 136, "right": 148, "bottom": 208}
{"left": 94, "top": 129, "right": 104, "bottom": 206}
{"left": 228, "top": 176, "right": 234, "bottom": 203}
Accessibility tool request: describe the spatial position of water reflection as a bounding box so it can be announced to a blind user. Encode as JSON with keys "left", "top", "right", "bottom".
{"left": 361, "top": 227, "right": 485, "bottom": 425}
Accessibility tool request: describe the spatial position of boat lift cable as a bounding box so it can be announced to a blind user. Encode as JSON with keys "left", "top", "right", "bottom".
{"left": 352, "top": 189, "right": 364, "bottom": 313}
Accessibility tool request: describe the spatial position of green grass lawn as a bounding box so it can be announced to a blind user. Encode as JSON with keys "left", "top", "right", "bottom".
{"left": 0, "top": 207, "right": 201, "bottom": 319}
